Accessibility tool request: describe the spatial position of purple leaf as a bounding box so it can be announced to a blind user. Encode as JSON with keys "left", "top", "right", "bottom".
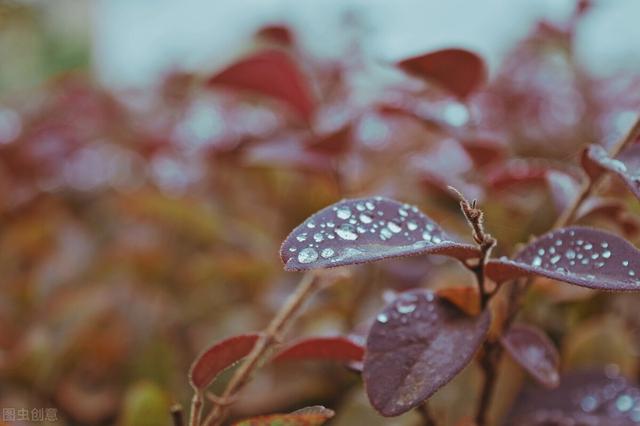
{"left": 500, "top": 323, "right": 560, "bottom": 388}
{"left": 486, "top": 226, "right": 640, "bottom": 291}
{"left": 280, "top": 197, "right": 479, "bottom": 271}
{"left": 505, "top": 369, "right": 640, "bottom": 425}
{"left": 582, "top": 144, "right": 640, "bottom": 200}
{"left": 363, "top": 289, "right": 490, "bottom": 417}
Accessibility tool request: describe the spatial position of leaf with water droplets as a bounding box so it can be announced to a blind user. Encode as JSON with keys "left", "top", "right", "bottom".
{"left": 232, "top": 405, "right": 334, "bottom": 426}
{"left": 397, "top": 48, "right": 487, "bottom": 99}
{"left": 280, "top": 197, "right": 480, "bottom": 271}
{"left": 486, "top": 226, "right": 640, "bottom": 291}
{"left": 505, "top": 369, "right": 640, "bottom": 425}
{"left": 207, "top": 50, "right": 315, "bottom": 122}
{"left": 582, "top": 144, "right": 640, "bottom": 200}
{"left": 363, "top": 289, "right": 490, "bottom": 416}
{"left": 189, "top": 333, "right": 259, "bottom": 390}
{"left": 272, "top": 336, "right": 364, "bottom": 364}
{"left": 500, "top": 324, "right": 560, "bottom": 388}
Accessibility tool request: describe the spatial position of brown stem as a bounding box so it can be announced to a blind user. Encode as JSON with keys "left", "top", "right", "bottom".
{"left": 189, "top": 391, "right": 203, "bottom": 426}
{"left": 171, "top": 404, "right": 185, "bottom": 426}
{"left": 475, "top": 341, "right": 500, "bottom": 426}
{"left": 417, "top": 401, "right": 437, "bottom": 426}
{"left": 202, "top": 271, "right": 319, "bottom": 426}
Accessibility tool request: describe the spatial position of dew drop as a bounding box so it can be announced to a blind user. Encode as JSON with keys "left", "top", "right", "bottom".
{"left": 532, "top": 256, "right": 542, "bottom": 267}
{"left": 398, "top": 208, "right": 408, "bottom": 217}
{"left": 380, "top": 228, "right": 393, "bottom": 240}
{"left": 566, "top": 249, "right": 576, "bottom": 260}
{"left": 336, "top": 207, "right": 351, "bottom": 220}
{"left": 296, "top": 233, "right": 308, "bottom": 242}
{"left": 602, "top": 250, "right": 611, "bottom": 259}
{"left": 616, "top": 394, "right": 634, "bottom": 412}
{"left": 359, "top": 213, "right": 373, "bottom": 224}
{"left": 580, "top": 395, "right": 598, "bottom": 412}
{"left": 298, "top": 247, "right": 318, "bottom": 264}
{"left": 336, "top": 224, "right": 358, "bottom": 240}
{"left": 396, "top": 303, "right": 416, "bottom": 314}
{"left": 313, "top": 232, "right": 324, "bottom": 242}
{"left": 365, "top": 201, "right": 375, "bottom": 210}
{"left": 321, "top": 248, "right": 335, "bottom": 258}
{"left": 407, "top": 221, "right": 418, "bottom": 231}
{"left": 377, "top": 313, "right": 389, "bottom": 323}
{"left": 623, "top": 260, "right": 630, "bottom": 267}
{"left": 387, "top": 221, "right": 402, "bottom": 233}
{"left": 550, "top": 255, "right": 561, "bottom": 264}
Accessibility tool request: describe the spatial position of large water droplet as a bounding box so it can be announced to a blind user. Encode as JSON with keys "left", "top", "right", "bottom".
{"left": 616, "top": 394, "right": 634, "bottom": 412}
{"left": 377, "top": 313, "right": 389, "bottom": 323}
{"left": 298, "top": 247, "right": 318, "bottom": 264}
{"left": 387, "top": 221, "right": 402, "bottom": 233}
{"left": 359, "top": 213, "right": 373, "bottom": 224}
{"left": 313, "top": 232, "right": 324, "bottom": 242}
{"left": 321, "top": 248, "right": 335, "bottom": 258}
{"left": 336, "top": 207, "right": 352, "bottom": 220}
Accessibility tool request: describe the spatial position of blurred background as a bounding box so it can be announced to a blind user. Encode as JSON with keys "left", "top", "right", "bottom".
{"left": 2, "top": 0, "right": 640, "bottom": 425}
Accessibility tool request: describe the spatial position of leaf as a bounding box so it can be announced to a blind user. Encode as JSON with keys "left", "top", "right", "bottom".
{"left": 505, "top": 370, "right": 640, "bottom": 425}
{"left": 280, "top": 197, "right": 480, "bottom": 271}
{"left": 397, "top": 48, "right": 487, "bottom": 99}
{"left": 208, "top": 50, "right": 315, "bottom": 122}
{"left": 582, "top": 144, "right": 640, "bottom": 200}
{"left": 436, "top": 285, "right": 481, "bottom": 316}
{"left": 500, "top": 323, "right": 560, "bottom": 388}
{"left": 485, "top": 226, "right": 640, "bottom": 291}
{"left": 272, "top": 336, "right": 364, "bottom": 364}
{"left": 363, "top": 289, "right": 490, "bottom": 416}
{"left": 232, "top": 406, "right": 334, "bottom": 426}
{"left": 189, "top": 333, "right": 260, "bottom": 390}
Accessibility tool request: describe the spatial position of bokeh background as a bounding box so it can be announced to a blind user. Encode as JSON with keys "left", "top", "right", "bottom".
{"left": 2, "top": 0, "right": 640, "bottom": 425}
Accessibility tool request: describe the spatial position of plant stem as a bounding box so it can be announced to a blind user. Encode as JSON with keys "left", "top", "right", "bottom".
{"left": 202, "top": 271, "right": 319, "bottom": 426}
{"left": 417, "top": 401, "right": 437, "bottom": 426}
{"left": 475, "top": 341, "right": 499, "bottom": 426}
{"left": 189, "top": 391, "right": 203, "bottom": 426}
{"left": 171, "top": 404, "right": 185, "bottom": 426}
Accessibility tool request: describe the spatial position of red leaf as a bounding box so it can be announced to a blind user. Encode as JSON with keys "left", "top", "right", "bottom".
{"left": 255, "top": 25, "right": 294, "bottom": 46}
{"left": 505, "top": 370, "right": 640, "bottom": 425}
{"left": 273, "top": 336, "right": 364, "bottom": 364}
{"left": 397, "top": 48, "right": 487, "bottom": 99}
{"left": 208, "top": 50, "right": 315, "bottom": 122}
{"left": 232, "top": 406, "right": 334, "bottom": 426}
{"left": 582, "top": 144, "right": 640, "bottom": 200}
{"left": 500, "top": 323, "right": 560, "bottom": 388}
{"left": 363, "top": 290, "right": 490, "bottom": 416}
{"left": 486, "top": 226, "right": 640, "bottom": 291}
{"left": 189, "top": 333, "right": 260, "bottom": 390}
{"left": 436, "top": 285, "right": 481, "bottom": 316}
{"left": 280, "top": 197, "right": 480, "bottom": 271}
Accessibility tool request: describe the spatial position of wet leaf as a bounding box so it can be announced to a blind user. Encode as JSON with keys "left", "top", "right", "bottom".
{"left": 500, "top": 323, "right": 560, "bottom": 388}
{"left": 208, "top": 50, "right": 315, "bottom": 122}
{"left": 436, "top": 285, "right": 481, "bottom": 316}
{"left": 280, "top": 197, "right": 480, "bottom": 271}
{"left": 582, "top": 144, "right": 640, "bottom": 200}
{"left": 189, "top": 333, "right": 260, "bottom": 390}
{"left": 504, "top": 370, "right": 640, "bottom": 426}
{"left": 397, "top": 48, "right": 487, "bottom": 99}
{"left": 363, "top": 289, "right": 490, "bottom": 416}
{"left": 232, "top": 405, "right": 334, "bottom": 426}
{"left": 272, "top": 336, "right": 364, "bottom": 364}
{"left": 485, "top": 226, "right": 640, "bottom": 291}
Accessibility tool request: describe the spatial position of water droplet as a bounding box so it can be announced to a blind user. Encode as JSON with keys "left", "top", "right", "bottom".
{"left": 432, "top": 236, "right": 442, "bottom": 243}
{"left": 321, "top": 248, "right": 335, "bottom": 258}
{"left": 307, "top": 222, "right": 316, "bottom": 229}
{"left": 336, "top": 224, "right": 358, "bottom": 240}
{"left": 616, "top": 394, "right": 634, "bottom": 412}
{"left": 398, "top": 208, "right": 408, "bottom": 217}
{"left": 550, "top": 255, "right": 561, "bottom": 264}
{"left": 584, "top": 243, "right": 593, "bottom": 250}
{"left": 359, "top": 213, "right": 373, "bottom": 224}
{"left": 566, "top": 249, "right": 576, "bottom": 260}
{"left": 365, "top": 201, "right": 375, "bottom": 210}
{"left": 336, "top": 207, "right": 351, "bottom": 220}
{"left": 532, "top": 256, "right": 542, "bottom": 267}
{"left": 298, "top": 247, "right": 318, "bottom": 264}
{"left": 289, "top": 247, "right": 297, "bottom": 252}
{"left": 296, "top": 233, "right": 308, "bottom": 242}
{"left": 407, "top": 221, "right": 418, "bottom": 231}
{"left": 380, "top": 228, "right": 393, "bottom": 240}
{"left": 377, "top": 313, "right": 389, "bottom": 323}
{"left": 422, "top": 231, "right": 432, "bottom": 242}
{"left": 313, "top": 232, "right": 324, "bottom": 242}
{"left": 356, "top": 203, "right": 366, "bottom": 211}
{"left": 396, "top": 303, "right": 416, "bottom": 314}
{"left": 602, "top": 250, "right": 611, "bottom": 259}
{"left": 581, "top": 395, "right": 598, "bottom": 412}
{"left": 387, "top": 221, "right": 402, "bottom": 233}
{"left": 623, "top": 260, "right": 630, "bottom": 267}
{"left": 326, "top": 221, "right": 335, "bottom": 228}
{"left": 538, "top": 248, "right": 546, "bottom": 256}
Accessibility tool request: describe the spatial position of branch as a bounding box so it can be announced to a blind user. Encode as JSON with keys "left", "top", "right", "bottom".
{"left": 202, "top": 271, "right": 320, "bottom": 426}
{"left": 171, "top": 404, "right": 185, "bottom": 426}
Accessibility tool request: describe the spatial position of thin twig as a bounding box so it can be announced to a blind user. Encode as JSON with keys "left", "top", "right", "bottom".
{"left": 202, "top": 271, "right": 320, "bottom": 426}
{"left": 171, "top": 404, "right": 185, "bottom": 426}
{"left": 189, "top": 391, "right": 203, "bottom": 426}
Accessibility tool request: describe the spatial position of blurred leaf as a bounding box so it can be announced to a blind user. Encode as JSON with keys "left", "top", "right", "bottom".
{"left": 232, "top": 405, "right": 334, "bottom": 426}
{"left": 582, "top": 144, "right": 640, "bottom": 200}
{"left": 436, "top": 285, "right": 481, "bottom": 316}
{"left": 397, "top": 48, "right": 486, "bottom": 99}
{"left": 500, "top": 323, "right": 560, "bottom": 388}
{"left": 121, "top": 381, "right": 170, "bottom": 426}
{"left": 272, "top": 336, "right": 363, "bottom": 364}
